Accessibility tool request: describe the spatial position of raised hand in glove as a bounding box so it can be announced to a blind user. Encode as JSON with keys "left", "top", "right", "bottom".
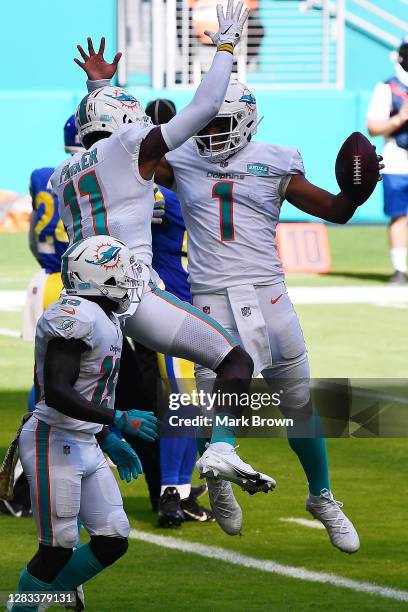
{"left": 114, "top": 410, "right": 159, "bottom": 442}
{"left": 205, "top": 0, "right": 249, "bottom": 50}
{"left": 99, "top": 432, "right": 143, "bottom": 482}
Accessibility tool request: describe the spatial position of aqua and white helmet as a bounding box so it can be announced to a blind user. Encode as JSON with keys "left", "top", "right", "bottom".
{"left": 61, "top": 235, "right": 143, "bottom": 314}
{"left": 194, "top": 80, "right": 259, "bottom": 163}
{"left": 76, "top": 86, "right": 152, "bottom": 146}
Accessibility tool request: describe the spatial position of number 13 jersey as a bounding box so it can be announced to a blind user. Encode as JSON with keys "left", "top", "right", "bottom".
{"left": 166, "top": 140, "right": 305, "bottom": 294}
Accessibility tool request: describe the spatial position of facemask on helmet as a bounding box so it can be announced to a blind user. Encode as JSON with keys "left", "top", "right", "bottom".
{"left": 61, "top": 236, "right": 143, "bottom": 314}
{"left": 76, "top": 86, "right": 152, "bottom": 147}
{"left": 193, "top": 80, "right": 261, "bottom": 163}
{"left": 64, "top": 114, "right": 83, "bottom": 155}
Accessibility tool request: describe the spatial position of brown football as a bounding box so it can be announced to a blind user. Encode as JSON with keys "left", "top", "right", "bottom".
{"left": 335, "top": 132, "right": 379, "bottom": 205}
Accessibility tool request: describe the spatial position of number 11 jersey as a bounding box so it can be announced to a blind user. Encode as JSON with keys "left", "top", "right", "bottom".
{"left": 50, "top": 124, "right": 155, "bottom": 266}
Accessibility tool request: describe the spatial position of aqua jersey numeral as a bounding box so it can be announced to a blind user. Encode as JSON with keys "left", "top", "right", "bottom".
{"left": 212, "top": 181, "right": 235, "bottom": 241}
{"left": 63, "top": 181, "right": 83, "bottom": 242}
{"left": 63, "top": 170, "right": 109, "bottom": 240}
{"left": 79, "top": 171, "right": 110, "bottom": 235}
{"left": 92, "top": 355, "right": 121, "bottom": 409}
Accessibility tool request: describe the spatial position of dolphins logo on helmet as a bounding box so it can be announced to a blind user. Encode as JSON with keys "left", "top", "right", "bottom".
{"left": 105, "top": 92, "right": 141, "bottom": 110}
{"left": 85, "top": 245, "right": 122, "bottom": 269}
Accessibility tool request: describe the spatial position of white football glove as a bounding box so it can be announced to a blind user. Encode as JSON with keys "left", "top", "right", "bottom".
{"left": 205, "top": 0, "right": 249, "bottom": 49}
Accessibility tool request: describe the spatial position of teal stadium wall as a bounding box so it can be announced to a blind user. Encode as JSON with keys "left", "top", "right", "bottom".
{"left": 1, "top": 0, "right": 404, "bottom": 223}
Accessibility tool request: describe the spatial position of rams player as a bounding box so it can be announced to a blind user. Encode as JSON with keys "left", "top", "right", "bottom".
{"left": 51, "top": 2, "right": 277, "bottom": 525}
{"left": 10, "top": 236, "right": 158, "bottom": 612}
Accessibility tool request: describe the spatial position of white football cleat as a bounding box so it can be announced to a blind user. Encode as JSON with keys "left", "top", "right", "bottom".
{"left": 206, "top": 476, "right": 243, "bottom": 536}
{"left": 197, "top": 443, "right": 276, "bottom": 494}
{"left": 306, "top": 489, "right": 360, "bottom": 554}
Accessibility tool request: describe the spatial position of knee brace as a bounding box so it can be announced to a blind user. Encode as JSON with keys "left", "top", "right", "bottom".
{"left": 28, "top": 544, "right": 73, "bottom": 583}
{"left": 90, "top": 536, "right": 128, "bottom": 568}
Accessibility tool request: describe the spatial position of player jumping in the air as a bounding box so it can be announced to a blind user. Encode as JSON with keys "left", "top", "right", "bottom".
{"left": 9, "top": 236, "right": 159, "bottom": 612}
{"left": 50, "top": 1, "right": 276, "bottom": 515}
{"left": 149, "top": 80, "right": 383, "bottom": 550}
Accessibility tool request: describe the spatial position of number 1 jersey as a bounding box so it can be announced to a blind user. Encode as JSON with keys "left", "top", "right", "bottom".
{"left": 166, "top": 140, "right": 305, "bottom": 294}
{"left": 50, "top": 124, "right": 155, "bottom": 266}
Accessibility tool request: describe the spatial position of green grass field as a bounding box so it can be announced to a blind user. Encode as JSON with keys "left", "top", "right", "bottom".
{"left": 1, "top": 229, "right": 407, "bottom": 611}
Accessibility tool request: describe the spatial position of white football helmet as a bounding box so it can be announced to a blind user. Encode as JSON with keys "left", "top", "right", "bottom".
{"left": 76, "top": 86, "right": 152, "bottom": 146}
{"left": 61, "top": 236, "right": 143, "bottom": 314}
{"left": 193, "top": 80, "right": 260, "bottom": 163}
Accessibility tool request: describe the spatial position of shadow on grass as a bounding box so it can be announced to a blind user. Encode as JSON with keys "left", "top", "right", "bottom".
{"left": 327, "top": 271, "right": 391, "bottom": 283}
{"left": 122, "top": 494, "right": 159, "bottom": 529}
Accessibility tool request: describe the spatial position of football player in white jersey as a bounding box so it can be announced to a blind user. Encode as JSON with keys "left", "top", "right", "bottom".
{"left": 151, "top": 79, "right": 382, "bottom": 551}
{"left": 10, "top": 236, "right": 159, "bottom": 612}
{"left": 50, "top": 1, "right": 278, "bottom": 530}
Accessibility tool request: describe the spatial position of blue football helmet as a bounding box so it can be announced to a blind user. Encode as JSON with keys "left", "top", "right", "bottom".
{"left": 64, "top": 115, "right": 83, "bottom": 155}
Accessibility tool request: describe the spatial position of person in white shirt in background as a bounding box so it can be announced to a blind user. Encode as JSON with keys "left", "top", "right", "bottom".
{"left": 367, "top": 37, "right": 408, "bottom": 284}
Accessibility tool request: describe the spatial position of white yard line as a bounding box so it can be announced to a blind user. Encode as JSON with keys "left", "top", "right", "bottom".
{"left": 2, "top": 286, "right": 408, "bottom": 312}
{"left": 279, "top": 517, "right": 325, "bottom": 529}
{"left": 287, "top": 285, "right": 408, "bottom": 306}
{"left": 0, "top": 291, "right": 25, "bottom": 312}
{"left": 0, "top": 328, "right": 20, "bottom": 338}
{"left": 129, "top": 530, "right": 408, "bottom": 603}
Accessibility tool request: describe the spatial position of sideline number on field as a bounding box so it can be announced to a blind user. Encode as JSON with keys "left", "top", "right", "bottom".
{"left": 276, "top": 223, "right": 331, "bottom": 273}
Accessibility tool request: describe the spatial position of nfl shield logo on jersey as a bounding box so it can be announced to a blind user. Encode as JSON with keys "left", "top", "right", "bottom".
{"left": 63, "top": 445, "right": 71, "bottom": 455}
{"left": 203, "top": 306, "right": 211, "bottom": 315}
{"left": 241, "top": 305, "right": 251, "bottom": 317}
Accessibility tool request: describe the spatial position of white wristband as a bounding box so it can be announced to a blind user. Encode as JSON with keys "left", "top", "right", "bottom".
{"left": 86, "top": 78, "right": 111, "bottom": 93}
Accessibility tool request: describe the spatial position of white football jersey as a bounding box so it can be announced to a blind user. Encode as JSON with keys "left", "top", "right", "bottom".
{"left": 166, "top": 140, "right": 305, "bottom": 294}
{"left": 51, "top": 124, "right": 155, "bottom": 265}
{"left": 34, "top": 296, "right": 122, "bottom": 434}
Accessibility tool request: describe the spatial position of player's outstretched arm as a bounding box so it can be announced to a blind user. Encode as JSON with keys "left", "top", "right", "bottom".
{"left": 285, "top": 176, "right": 358, "bottom": 224}
{"left": 286, "top": 154, "right": 384, "bottom": 224}
{"left": 138, "top": 0, "right": 249, "bottom": 178}
{"left": 44, "top": 337, "right": 115, "bottom": 425}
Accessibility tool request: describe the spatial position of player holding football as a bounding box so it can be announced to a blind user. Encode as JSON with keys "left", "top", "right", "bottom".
{"left": 150, "top": 80, "right": 382, "bottom": 550}
{"left": 51, "top": 1, "right": 277, "bottom": 514}
{"left": 10, "top": 236, "right": 159, "bottom": 612}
